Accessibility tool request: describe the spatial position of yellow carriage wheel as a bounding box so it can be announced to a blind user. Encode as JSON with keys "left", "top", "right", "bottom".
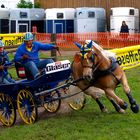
{"left": 43, "top": 90, "right": 61, "bottom": 113}
{"left": 0, "top": 93, "right": 16, "bottom": 127}
{"left": 17, "top": 89, "right": 37, "bottom": 125}
{"left": 67, "top": 86, "right": 86, "bottom": 110}
{"left": 68, "top": 96, "right": 86, "bottom": 110}
{"left": 64, "top": 76, "right": 86, "bottom": 110}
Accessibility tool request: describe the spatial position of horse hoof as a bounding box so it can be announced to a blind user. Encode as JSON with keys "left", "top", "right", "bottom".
{"left": 131, "top": 103, "right": 139, "bottom": 113}
{"left": 120, "top": 102, "right": 128, "bottom": 110}
{"left": 119, "top": 109, "right": 125, "bottom": 114}
{"left": 101, "top": 107, "right": 108, "bottom": 113}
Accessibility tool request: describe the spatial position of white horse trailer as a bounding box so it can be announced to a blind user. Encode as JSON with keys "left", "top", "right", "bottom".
{"left": 45, "top": 8, "right": 75, "bottom": 33}
{"left": 9, "top": 8, "right": 45, "bottom": 33}
{"left": 74, "top": 7, "right": 106, "bottom": 33}
{"left": 110, "top": 7, "right": 139, "bottom": 33}
{"left": 0, "top": 8, "right": 10, "bottom": 33}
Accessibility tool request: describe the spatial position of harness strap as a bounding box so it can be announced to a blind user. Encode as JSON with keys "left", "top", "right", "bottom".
{"left": 91, "top": 57, "right": 121, "bottom": 84}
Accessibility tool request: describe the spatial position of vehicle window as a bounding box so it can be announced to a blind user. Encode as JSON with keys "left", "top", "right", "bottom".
{"left": 20, "top": 12, "right": 28, "bottom": 18}
{"left": 57, "top": 13, "right": 63, "bottom": 18}
{"left": 130, "top": 9, "right": 134, "bottom": 15}
{"left": 110, "top": 10, "right": 113, "bottom": 15}
{"left": 88, "top": 11, "right": 95, "bottom": 18}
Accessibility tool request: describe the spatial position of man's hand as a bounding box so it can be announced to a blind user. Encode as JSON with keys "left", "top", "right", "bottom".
{"left": 0, "top": 65, "right": 4, "bottom": 70}
{"left": 53, "top": 46, "right": 61, "bottom": 56}
{"left": 53, "top": 46, "right": 59, "bottom": 51}
{"left": 22, "top": 54, "right": 29, "bottom": 60}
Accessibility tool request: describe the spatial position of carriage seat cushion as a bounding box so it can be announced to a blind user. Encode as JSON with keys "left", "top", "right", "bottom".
{"left": 15, "top": 62, "right": 26, "bottom": 78}
{"left": 15, "top": 62, "right": 34, "bottom": 80}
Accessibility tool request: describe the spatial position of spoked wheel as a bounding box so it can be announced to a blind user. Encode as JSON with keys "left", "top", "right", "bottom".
{"left": 68, "top": 94, "right": 86, "bottom": 110}
{"left": 43, "top": 90, "right": 61, "bottom": 113}
{"left": 17, "top": 89, "right": 37, "bottom": 125}
{"left": 0, "top": 93, "right": 16, "bottom": 127}
{"left": 66, "top": 85, "right": 86, "bottom": 110}
{"left": 65, "top": 77, "right": 86, "bottom": 110}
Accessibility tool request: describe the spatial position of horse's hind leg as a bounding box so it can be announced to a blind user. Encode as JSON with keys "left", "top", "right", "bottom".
{"left": 120, "top": 72, "right": 139, "bottom": 113}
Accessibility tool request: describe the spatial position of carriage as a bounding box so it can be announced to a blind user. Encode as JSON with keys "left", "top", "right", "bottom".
{"left": 0, "top": 59, "right": 85, "bottom": 127}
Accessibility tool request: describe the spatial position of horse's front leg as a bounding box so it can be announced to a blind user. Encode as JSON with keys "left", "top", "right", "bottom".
{"left": 84, "top": 86, "right": 108, "bottom": 113}
{"left": 120, "top": 72, "right": 139, "bottom": 113}
{"left": 105, "top": 88, "right": 126, "bottom": 113}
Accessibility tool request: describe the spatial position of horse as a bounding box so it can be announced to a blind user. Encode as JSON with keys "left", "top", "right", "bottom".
{"left": 72, "top": 40, "right": 139, "bottom": 113}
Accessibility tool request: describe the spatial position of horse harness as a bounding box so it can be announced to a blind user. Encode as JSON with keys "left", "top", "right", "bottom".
{"left": 92, "top": 57, "right": 120, "bottom": 84}
{"left": 82, "top": 52, "right": 121, "bottom": 85}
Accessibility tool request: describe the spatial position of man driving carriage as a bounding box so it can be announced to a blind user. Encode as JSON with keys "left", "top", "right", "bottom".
{"left": 14, "top": 32, "right": 59, "bottom": 80}
{"left": 0, "top": 40, "right": 15, "bottom": 84}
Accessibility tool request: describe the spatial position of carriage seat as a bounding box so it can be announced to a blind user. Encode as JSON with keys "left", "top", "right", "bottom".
{"left": 15, "top": 62, "right": 34, "bottom": 80}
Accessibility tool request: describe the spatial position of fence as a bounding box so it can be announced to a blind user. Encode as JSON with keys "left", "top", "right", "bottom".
{"left": 1, "top": 32, "right": 140, "bottom": 48}
{"left": 1, "top": 32, "right": 140, "bottom": 55}
{"left": 0, "top": 32, "right": 140, "bottom": 70}
{"left": 25, "top": 32, "right": 140, "bottom": 50}
{"left": 56, "top": 32, "right": 140, "bottom": 50}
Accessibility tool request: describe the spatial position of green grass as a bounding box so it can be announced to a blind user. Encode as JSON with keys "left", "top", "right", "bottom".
{"left": 1, "top": 55, "right": 140, "bottom": 140}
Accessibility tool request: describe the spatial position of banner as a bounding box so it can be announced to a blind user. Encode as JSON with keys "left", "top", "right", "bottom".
{"left": 0, "top": 33, "right": 24, "bottom": 46}
{"left": 110, "top": 45, "right": 140, "bottom": 70}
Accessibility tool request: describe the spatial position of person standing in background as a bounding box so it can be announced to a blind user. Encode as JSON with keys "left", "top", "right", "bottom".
{"left": 120, "top": 21, "right": 129, "bottom": 46}
{"left": 120, "top": 21, "right": 129, "bottom": 33}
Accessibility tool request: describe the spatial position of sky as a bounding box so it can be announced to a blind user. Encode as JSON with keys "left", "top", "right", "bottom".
{"left": 0, "top": 0, "right": 34, "bottom": 9}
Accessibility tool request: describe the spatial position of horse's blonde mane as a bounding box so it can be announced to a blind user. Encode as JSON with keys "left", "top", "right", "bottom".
{"left": 103, "top": 50, "right": 116, "bottom": 58}
{"left": 91, "top": 41, "right": 116, "bottom": 59}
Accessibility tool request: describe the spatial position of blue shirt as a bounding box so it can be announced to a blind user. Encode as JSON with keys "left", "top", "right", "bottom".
{"left": 0, "top": 51, "right": 10, "bottom": 76}
{"left": 14, "top": 41, "right": 55, "bottom": 64}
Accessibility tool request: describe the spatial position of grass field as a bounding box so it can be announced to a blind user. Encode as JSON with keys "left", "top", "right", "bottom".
{"left": 0, "top": 54, "right": 140, "bottom": 140}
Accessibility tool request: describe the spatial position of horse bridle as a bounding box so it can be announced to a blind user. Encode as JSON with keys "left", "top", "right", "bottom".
{"left": 81, "top": 50, "right": 102, "bottom": 73}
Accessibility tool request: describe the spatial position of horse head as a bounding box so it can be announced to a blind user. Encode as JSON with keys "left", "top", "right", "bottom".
{"left": 74, "top": 40, "right": 98, "bottom": 81}
{"left": 74, "top": 40, "right": 111, "bottom": 82}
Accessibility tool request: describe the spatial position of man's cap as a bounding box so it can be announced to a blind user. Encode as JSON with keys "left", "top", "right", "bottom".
{"left": 23, "top": 32, "right": 34, "bottom": 41}
{"left": 0, "top": 40, "right": 4, "bottom": 47}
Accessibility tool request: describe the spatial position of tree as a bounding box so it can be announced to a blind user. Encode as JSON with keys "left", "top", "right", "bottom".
{"left": 16, "top": 0, "right": 41, "bottom": 8}
{"left": 34, "top": 2, "right": 41, "bottom": 8}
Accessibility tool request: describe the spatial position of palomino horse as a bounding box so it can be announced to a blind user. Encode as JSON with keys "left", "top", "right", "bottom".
{"left": 72, "top": 40, "right": 139, "bottom": 113}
